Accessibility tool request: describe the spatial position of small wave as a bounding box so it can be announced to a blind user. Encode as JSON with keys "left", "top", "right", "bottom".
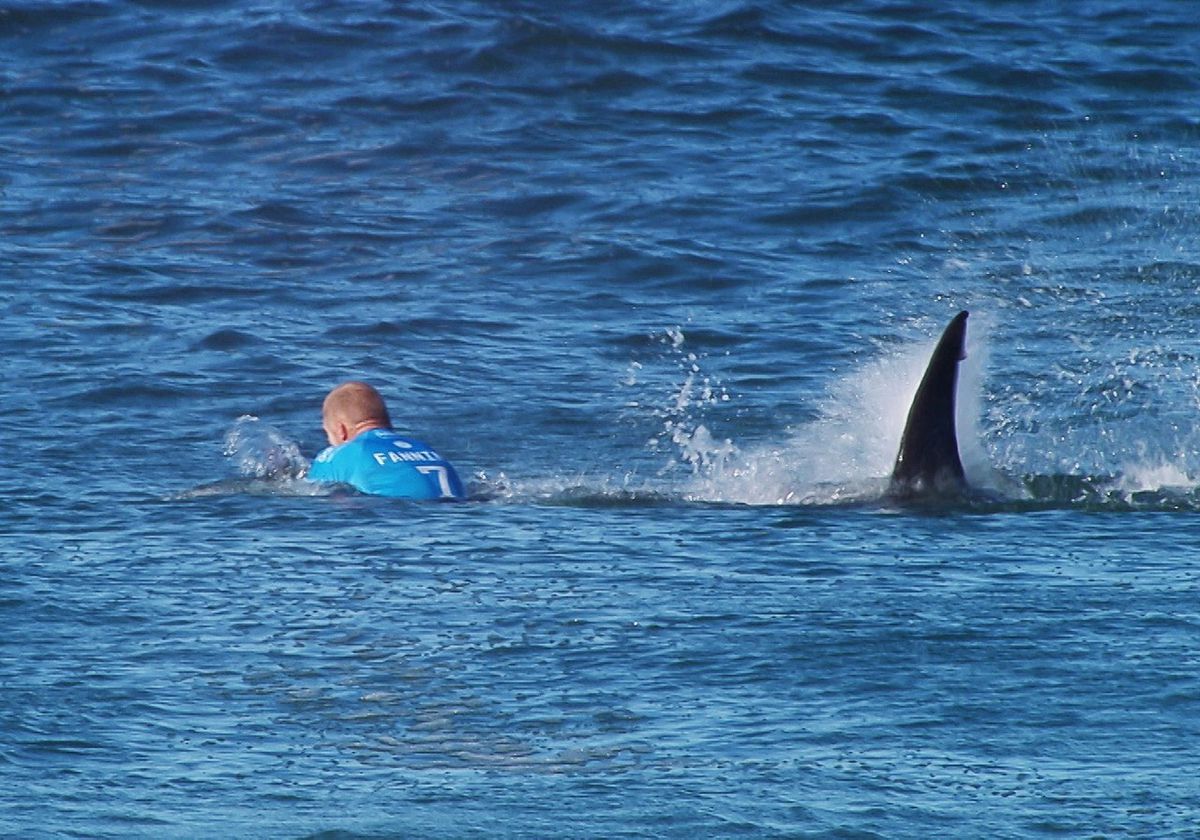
{"left": 1094, "top": 67, "right": 1199, "bottom": 94}
{"left": 194, "top": 328, "right": 260, "bottom": 351}
{"left": 173, "top": 476, "right": 329, "bottom": 500}
{"left": 0, "top": 2, "right": 112, "bottom": 31}
{"left": 468, "top": 471, "right": 675, "bottom": 507}
{"left": 1008, "top": 472, "right": 1200, "bottom": 512}
{"left": 465, "top": 469, "right": 1200, "bottom": 513}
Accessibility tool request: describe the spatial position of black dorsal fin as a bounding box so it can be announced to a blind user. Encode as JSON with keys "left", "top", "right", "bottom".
{"left": 889, "top": 311, "right": 969, "bottom": 496}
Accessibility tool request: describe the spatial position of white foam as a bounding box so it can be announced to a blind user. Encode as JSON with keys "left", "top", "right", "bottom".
{"left": 1116, "top": 458, "right": 1195, "bottom": 494}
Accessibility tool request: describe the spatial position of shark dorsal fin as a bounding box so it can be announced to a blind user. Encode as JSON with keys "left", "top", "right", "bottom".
{"left": 889, "top": 311, "right": 969, "bottom": 496}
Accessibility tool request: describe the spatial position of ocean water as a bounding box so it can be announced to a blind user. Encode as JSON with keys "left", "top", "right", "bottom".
{"left": 4, "top": 1, "right": 1200, "bottom": 837}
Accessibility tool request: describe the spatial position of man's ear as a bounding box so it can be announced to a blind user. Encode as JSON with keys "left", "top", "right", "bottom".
{"left": 336, "top": 421, "right": 352, "bottom": 444}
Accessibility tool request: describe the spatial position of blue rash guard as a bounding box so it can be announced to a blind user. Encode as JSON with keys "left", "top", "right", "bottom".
{"left": 308, "top": 428, "right": 465, "bottom": 500}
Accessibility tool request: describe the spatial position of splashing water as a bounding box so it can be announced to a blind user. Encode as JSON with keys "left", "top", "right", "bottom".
{"left": 1117, "top": 456, "right": 1197, "bottom": 496}
{"left": 222, "top": 415, "right": 310, "bottom": 480}
{"left": 674, "top": 318, "right": 1000, "bottom": 506}
{"left": 643, "top": 326, "right": 734, "bottom": 474}
{"left": 662, "top": 314, "right": 1200, "bottom": 509}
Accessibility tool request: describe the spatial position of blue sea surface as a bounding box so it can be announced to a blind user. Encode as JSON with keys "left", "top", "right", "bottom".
{"left": 4, "top": 1, "right": 1200, "bottom": 838}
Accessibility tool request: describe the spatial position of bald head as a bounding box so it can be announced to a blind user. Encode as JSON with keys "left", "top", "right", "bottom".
{"left": 322, "top": 381, "right": 393, "bottom": 445}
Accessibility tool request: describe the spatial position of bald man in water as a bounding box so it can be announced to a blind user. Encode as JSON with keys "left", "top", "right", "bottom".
{"left": 307, "top": 381, "right": 465, "bottom": 499}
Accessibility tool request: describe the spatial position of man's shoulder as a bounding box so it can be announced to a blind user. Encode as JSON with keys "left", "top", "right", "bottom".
{"left": 309, "top": 437, "right": 370, "bottom": 478}
{"left": 308, "top": 442, "right": 352, "bottom": 482}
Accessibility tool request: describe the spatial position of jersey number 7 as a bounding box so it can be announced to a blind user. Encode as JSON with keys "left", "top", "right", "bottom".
{"left": 415, "top": 465, "right": 456, "bottom": 498}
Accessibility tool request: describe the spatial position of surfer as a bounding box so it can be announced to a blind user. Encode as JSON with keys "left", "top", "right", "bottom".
{"left": 307, "top": 381, "right": 465, "bottom": 500}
